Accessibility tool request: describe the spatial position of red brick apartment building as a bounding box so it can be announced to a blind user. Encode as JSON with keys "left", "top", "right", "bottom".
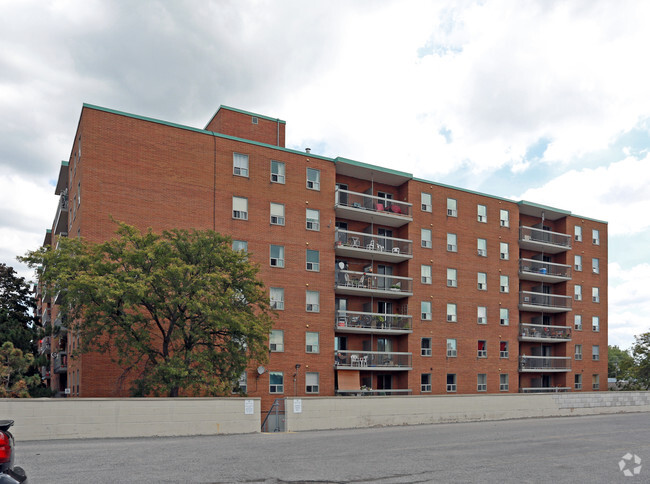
{"left": 36, "top": 104, "right": 608, "bottom": 411}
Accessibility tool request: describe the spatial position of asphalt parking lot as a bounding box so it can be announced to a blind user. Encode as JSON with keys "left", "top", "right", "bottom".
{"left": 16, "top": 412, "right": 650, "bottom": 483}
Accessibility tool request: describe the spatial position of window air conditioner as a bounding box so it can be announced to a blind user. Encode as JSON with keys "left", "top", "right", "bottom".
{"left": 478, "top": 249, "right": 486, "bottom": 256}
{"left": 447, "top": 209, "right": 457, "bottom": 216}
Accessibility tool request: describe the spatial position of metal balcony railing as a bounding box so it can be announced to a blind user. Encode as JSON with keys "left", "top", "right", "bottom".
{"left": 335, "top": 350, "right": 412, "bottom": 369}
{"left": 519, "top": 323, "right": 572, "bottom": 342}
{"left": 335, "top": 270, "right": 413, "bottom": 297}
{"left": 335, "top": 310, "right": 412, "bottom": 332}
{"left": 53, "top": 191, "right": 69, "bottom": 235}
{"left": 519, "top": 226, "right": 571, "bottom": 253}
{"left": 39, "top": 337, "right": 51, "bottom": 354}
{"left": 335, "top": 188, "right": 412, "bottom": 227}
{"left": 519, "top": 258, "right": 572, "bottom": 281}
{"left": 520, "top": 387, "right": 571, "bottom": 393}
{"left": 53, "top": 352, "right": 68, "bottom": 374}
{"left": 335, "top": 229, "right": 413, "bottom": 261}
{"left": 519, "top": 355, "right": 572, "bottom": 372}
{"left": 519, "top": 291, "right": 572, "bottom": 312}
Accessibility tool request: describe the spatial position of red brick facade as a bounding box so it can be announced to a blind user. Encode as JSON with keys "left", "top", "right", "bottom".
{"left": 39, "top": 104, "right": 608, "bottom": 411}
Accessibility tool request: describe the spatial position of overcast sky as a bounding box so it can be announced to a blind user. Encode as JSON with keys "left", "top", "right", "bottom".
{"left": 1, "top": 0, "right": 649, "bottom": 349}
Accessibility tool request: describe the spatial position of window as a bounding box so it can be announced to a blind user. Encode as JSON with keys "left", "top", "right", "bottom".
{"left": 306, "top": 249, "right": 320, "bottom": 272}
{"left": 233, "top": 153, "right": 249, "bottom": 177}
{"left": 232, "top": 196, "right": 248, "bottom": 220}
{"left": 477, "top": 340, "right": 487, "bottom": 358}
{"left": 421, "top": 265, "right": 432, "bottom": 284}
{"left": 500, "top": 341, "right": 509, "bottom": 358}
{"left": 592, "top": 258, "right": 600, "bottom": 274}
{"left": 477, "top": 238, "right": 487, "bottom": 257}
{"left": 306, "top": 167, "right": 320, "bottom": 190}
{"left": 446, "top": 373, "right": 457, "bottom": 392}
{"left": 500, "top": 374, "right": 509, "bottom": 391}
{"left": 270, "top": 245, "right": 284, "bottom": 267}
{"left": 270, "top": 203, "right": 285, "bottom": 225}
{"left": 574, "top": 225, "right": 582, "bottom": 242}
{"left": 421, "top": 301, "right": 432, "bottom": 320}
{"left": 447, "top": 198, "right": 457, "bottom": 217}
{"left": 500, "top": 209, "right": 509, "bottom": 227}
{"left": 421, "top": 228, "right": 432, "bottom": 248}
{"left": 500, "top": 308, "right": 509, "bottom": 326}
{"left": 77, "top": 182, "right": 81, "bottom": 207}
{"left": 575, "top": 344, "right": 582, "bottom": 360}
{"left": 592, "top": 374, "right": 600, "bottom": 390}
{"left": 592, "top": 287, "right": 600, "bottom": 303}
{"left": 500, "top": 242, "right": 509, "bottom": 260}
{"left": 574, "top": 255, "right": 582, "bottom": 272}
{"left": 270, "top": 287, "right": 284, "bottom": 310}
{"left": 447, "top": 268, "right": 457, "bottom": 288}
{"left": 592, "top": 316, "right": 600, "bottom": 332}
{"left": 477, "top": 306, "right": 487, "bottom": 324}
{"left": 271, "top": 160, "right": 285, "bottom": 184}
{"left": 447, "top": 233, "right": 457, "bottom": 252}
{"left": 421, "top": 192, "right": 432, "bottom": 212}
{"left": 592, "top": 229, "right": 600, "bottom": 245}
{"left": 574, "top": 374, "right": 582, "bottom": 390}
{"left": 574, "top": 314, "right": 582, "bottom": 330}
{"left": 421, "top": 373, "right": 432, "bottom": 392}
{"left": 446, "top": 339, "right": 457, "bottom": 357}
{"left": 306, "top": 291, "right": 320, "bottom": 312}
{"left": 500, "top": 275, "right": 509, "bottom": 293}
{"left": 477, "top": 204, "right": 487, "bottom": 223}
{"left": 447, "top": 303, "right": 457, "bottom": 322}
{"left": 574, "top": 285, "right": 582, "bottom": 301}
{"left": 251, "top": 116, "right": 258, "bottom": 124}
{"left": 592, "top": 345, "right": 600, "bottom": 361}
{"left": 270, "top": 330, "right": 284, "bottom": 352}
{"left": 305, "top": 332, "right": 319, "bottom": 353}
{"left": 477, "top": 373, "right": 487, "bottom": 392}
{"left": 421, "top": 338, "right": 432, "bottom": 356}
{"left": 478, "top": 272, "right": 487, "bottom": 291}
{"left": 232, "top": 240, "right": 248, "bottom": 253}
{"left": 234, "top": 372, "right": 247, "bottom": 394}
{"left": 306, "top": 209, "right": 320, "bottom": 231}
{"left": 269, "top": 371, "right": 284, "bottom": 393}
{"left": 305, "top": 372, "right": 319, "bottom": 393}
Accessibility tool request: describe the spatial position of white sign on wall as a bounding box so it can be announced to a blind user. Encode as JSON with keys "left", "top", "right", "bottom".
{"left": 293, "top": 399, "right": 302, "bottom": 414}
{"left": 244, "top": 399, "right": 254, "bottom": 415}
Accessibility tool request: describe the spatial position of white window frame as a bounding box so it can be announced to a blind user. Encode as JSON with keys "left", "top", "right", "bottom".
{"left": 477, "top": 238, "right": 487, "bottom": 257}
{"left": 592, "top": 374, "right": 600, "bottom": 390}
{"left": 477, "top": 204, "right": 487, "bottom": 223}
{"left": 478, "top": 272, "right": 487, "bottom": 291}
{"left": 306, "top": 249, "right": 320, "bottom": 272}
{"left": 421, "top": 301, "right": 432, "bottom": 321}
{"left": 232, "top": 196, "right": 248, "bottom": 220}
{"left": 574, "top": 255, "right": 582, "bottom": 272}
{"left": 500, "top": 341, "right": 509, "bottom": 358}
{"left": 574, "top": 314, "right": 582, "bottom": 331}
{"left": 306, "top": 290, "right": 320, "bottom": 313}
{"left": 306, "top": 208, "right": 320, "bottom": 231}
{"left": 233, "top": 153, "right": 249, "bottom": 177}
{"left": 232, "top": 240, "right": 248, "bottom": 253}
{"left": 574, "top": 284, "right": 582, "bottom": 301}
{"left": 500, "top": 275, "right": 509, "bottom": 293}
{"left": 446, "top": 339, "right": 457, "bottom": 358}
{"left": 421, "top": 265, "right": 432, "bottom": 284}
{"left": 421, "top": 192, "right": 432, "bottom": 212}
{"left": 592, "top": 345, "right": 600, "bottom": 361}
{"left": 270, "top": 245, "right": 285, "bottom": 268}
{"left": 447, "top": 233, "right": 457, "bottom": 252}
{"left": 477, "top": 340, "right": 487, "bottom": 358}
{"left": 305, "top": 332, "right": 319, "bottom": 354}
{"left": 306, "top": 167, "right": 320, "bottom": 191}
{"left": 446, "top": 373, "right": 457, "bottom": 392}
{"left": 305, "top": 372, "right": 319, "bottom": 393}
{"left": 477, "top": 306, "right": 487, "bottom": 325}
{"left": 270, "top": 203, "right": 285, "bottom": 226}
{"left": 421, "top": 373, "right": 432, "bottom": 393}
{"left": 574, "top": 225, "right": 582, "bottom": 242}
{"left": 592, "top": 316, "right": 600, "bottom": 332}
{"left": 269, "top": 371, "right": 284, "bottom": 393}
{"left": 500, "top": 209, "right": 509, "bottom": 227}
{"left": 500, "top": 242, "right": 509, "bottom": 260}
{"left": 270, "top": 287, "right": 284, "bottom": 310}
{"left": 500, "top": 308, "right": 509, "bottom": 326}
{"left": 574, "top": 374, "right": 582, "bottom": 390}
{"left": 575, "top": 344, "right": 582, "bottom": 360}
{"left": 270, "top": 330, "right": 284, "bottom": 352}
{"left": 447, "top": 303, "right": 457, "bottom": 322}
{"left": 477, "top": 373, "right": 487, "bottom": 392}
{"left": 592, "top": 229, "right": 600, "bottom": 245}
{"left": 421, "top": 337, "right": 432, "bottom": 357}
{"left": 421, "top": 228, "right": 432, "bottom": 248}
{"left": 500, "top": 374, "right": 509, "bottom": 391}
{"left": 447, "top": 198, "right": 457, "bottom": 217}
{"left": 592, "top": 287, "right": 600, "bottom": 303}
{"left": 270, "top": 160, "right": 285, "bottom": 184}
{"left": 447, "top": 268, "right": 458, "bottom": 288}
{"left": 592, "top": 258, "right": 600, "bottom": 274}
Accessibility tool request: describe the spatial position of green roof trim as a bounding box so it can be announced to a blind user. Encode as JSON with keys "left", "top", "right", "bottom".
{"left": 216, "top": 105, "right": 286, "bottom": 125}
{"left": 517, "top": 200, "right": 572, "bottom": 215}
{"left": 413, "top": 177, "right": 518, "bottom": 205}
{"left": 61, "top": 160, "right": 69, "bottom": 167}
{"left": 335, "top": 157, "right": 413, "bottom": 178}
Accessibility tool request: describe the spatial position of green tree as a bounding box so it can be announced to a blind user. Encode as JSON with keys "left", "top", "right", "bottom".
{"left": 0, "top": 263, "right": 38, "bottom": 354}
{"left": 21, "top": 223, "right": 274, "bottom": 397}
{"left": 608, "top": 345, "right": 634, "bottom": 380}
{"left": 631, "top": 332, "right": 650, "bottom": 390}
{"left": 0, "top": 341, "right": 40, "bottom": 398}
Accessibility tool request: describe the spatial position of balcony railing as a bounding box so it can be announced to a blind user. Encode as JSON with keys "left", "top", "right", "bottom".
{"left": 520, "top": 387, "right": 571, "bottom": 393}
{"left": 53, "top": 191, "right": 69, "bottom": 235}
{"left": 335, "top": 188, "right": 412, "bottom": 227}
{"left": 53, "top": 352, "right": 68, "bottom": 374}
{"left": 335, "top": 310, "right": 412, "bottom": 333}
{"left": 336, "top": 388, "right": 412, "bottom": 395}
{"left": 519, "top": 258, "right": 572, "bottom": 282}
{"left": 519, "top": 291, "right": 572, "bottom": 313}
{"left": 519, "top": 355, "right": 572, "bottom": 372}
{"left": 335, "top": 229, "right": 413, "bottom": 262}
{"left": 335, "top": 270, "right": 413, "bottom": 298}
{"left": 335, "top": 350, "right": 412, "bottom": 370}
{"left": 519, "top": 323, "right": 572, "bottom": 342}
{"left": 519, "top": 226, "right": 571, "bottom": 253}
{"left": 39, "top": 337, "right": 51, "bottom": 354}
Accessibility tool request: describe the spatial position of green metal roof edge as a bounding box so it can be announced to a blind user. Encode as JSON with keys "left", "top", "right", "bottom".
{"left": 517, "top": 200, "right": 572, "bottom": 215}
{"left": 335, "top": 157, "right": 413, "bottom": 178}
{"left": 60, "top": 160, "right": 69, "bottom": 167}
{"left": 45, "top": 228, "right": 52, "bottom": 234}
{"left": 412, "top": 177, "right": 517, "bottom": 204}
{"left": 569, "top": 214, "right": 608, "bottom": 224}
{"left": 215, "top": 105, "right": 286, "bottom": 125}
{"left": 81, "top": 104, "right": 334, "bottom": 164}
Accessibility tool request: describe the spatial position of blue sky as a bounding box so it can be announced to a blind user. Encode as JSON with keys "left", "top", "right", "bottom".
{"left": 1, "top": 0, "right": 649, "bottom": 349}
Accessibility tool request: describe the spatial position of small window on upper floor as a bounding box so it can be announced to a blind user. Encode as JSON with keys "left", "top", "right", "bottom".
{"left": 271, "top": 160, "right": 285, "bottom": 184}
{"left": 500, "top": 242, "right": 509, "bottom": 260}
{"left": 306, "top": 168, "right": 320, "bottom": 191}
{"left": 421, "top": 228, "right": 432, "bottom": 249}
{"left": 592, "top": 229, "right": 600, "bottom": 245}
{"left": 306, "top": 209, "right": 320, "bottom": 231}
{"left": 232, "top": 196, "right": 248, "bottom": 220}
{"left": 447, "top": 198, "right": 457, "bottom": 217}
{"left": 574, "top": 225, "right": 582, "bottom": 242}
{"left": 592, "top": 258, "right": 600, "bottom": 274}
{"left": 447, "top": 233, "right": 457, "bottom": 252}
{"left": 233, "top": 153, "right": 249, "bottom": 177}
{"left": 447, "top": 268, "right": 458, "bottom": 288}
{"left": 251, "top": 116, "right": 258, "bottom": 125}
{"left": 270, "top": 203, "right": 285, "bottom": 226}
{"left": 421, "top": 192, "right": 432, "bottom": 212}
{"left": 500, "top": 209, "right": 509, "bottom": 227}
{"left": 477, "top": 204, "right": 487, "bottom": 223}
{"left": 477, "top": 238, "right": 487, "bottom": 257}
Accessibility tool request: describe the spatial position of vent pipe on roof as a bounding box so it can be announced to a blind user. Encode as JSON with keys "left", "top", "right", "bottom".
{"left": 305, "top": 148, "right": 311, "bottom": 153}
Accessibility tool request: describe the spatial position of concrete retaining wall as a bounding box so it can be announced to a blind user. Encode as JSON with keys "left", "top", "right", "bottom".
{"left": 284, "top": 392, "right": 650, "bottom": 432}
{"left": 0, "top": 397, "right": 260, "bottom": 441}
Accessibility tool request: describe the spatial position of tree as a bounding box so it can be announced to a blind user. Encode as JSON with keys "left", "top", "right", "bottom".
{"left": 0, "top": 341, "right": 40, "bottom": 398}
{"left": 631, "top": 332, "right": 650, "bottom": 390}
{"left": 0, "top": 263, "right": 38, "bottom": 354}
{"left": 608, "top": 345, "right": 634, "bottom": 380}
{"left": 21, "top": 223, "right": 274, "bottom": 397}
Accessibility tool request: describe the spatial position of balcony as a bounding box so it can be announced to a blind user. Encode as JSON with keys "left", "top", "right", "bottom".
{"left": 335, "top": 311, "right": 412, "bottom": 334}
{"left": 53, "top": 191, "right": 69, "bottom": 235}
{"left": 335, "top": 350, "right": 412, "bottom": 370}
{"left": 53, "top": 352, "right": 68, "bottom": 374}
{"left": 520, "top": 387, "right": 570, "bottom": 393}
{"left": 39, "top": 337, "right": 51, "bottom": 354}
{"left": 519, "top": 291, "right": 572, "bottom": 313}
{"left": 40, "top": 366, "right": 51, "bottom": 380}
{"left": 53, "top": 314, "right": 67, "bottom": 330}
{"left": 519, "top": 258, "right": 571, "bottom": 283}
{"left": 519, "top": 355, "right": 572, "bottom": 372}
{"left": 335, "top": 229, "right": 413, "bottom": 263}
{"left": 336, "top": 388, "right": 413, "bottom": 396}
{"left": 335, "top": 270, "right": 413, "bottom": 298}
{"left": 335, "top": 188, "right": 412, "bottom": 227}
{"left": 519, "top": 226, "right": 571, "bottom": 254}
{"left": 519, "top": 323, "right": 572, "bottom": 342}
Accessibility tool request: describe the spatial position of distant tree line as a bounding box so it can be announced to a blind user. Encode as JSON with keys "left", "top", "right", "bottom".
{"left": 608, "top": 332, "right": 650, "bottom": 390}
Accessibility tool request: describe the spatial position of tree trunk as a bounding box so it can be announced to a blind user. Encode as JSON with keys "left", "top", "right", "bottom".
{"left": 169, "top": 386, "right": 179, "bottom": 397}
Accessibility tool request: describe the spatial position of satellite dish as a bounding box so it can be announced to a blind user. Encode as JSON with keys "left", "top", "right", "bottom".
{"left": 257, "top": 366, "right": 266, "bottom": 375}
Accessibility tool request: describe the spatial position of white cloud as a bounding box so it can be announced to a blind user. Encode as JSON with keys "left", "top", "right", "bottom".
{"left": 609, "top": 262, "right": 650, "bottom": 349}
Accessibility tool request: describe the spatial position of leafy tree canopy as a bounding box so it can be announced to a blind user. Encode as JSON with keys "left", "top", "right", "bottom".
{"left": 608, "top": 345, "right": 634, "bottom": 380}
{"left": 0, "top": 263, "right": 38, "bottom": 354}
{"left": 0, "top": 341, "right": 40, "bottom": 398}
{"left": 21, "top": 223, "right": 274, "bottom": 397}
{"left": 631, "top": 332, "right": 650, "bottom": 390}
